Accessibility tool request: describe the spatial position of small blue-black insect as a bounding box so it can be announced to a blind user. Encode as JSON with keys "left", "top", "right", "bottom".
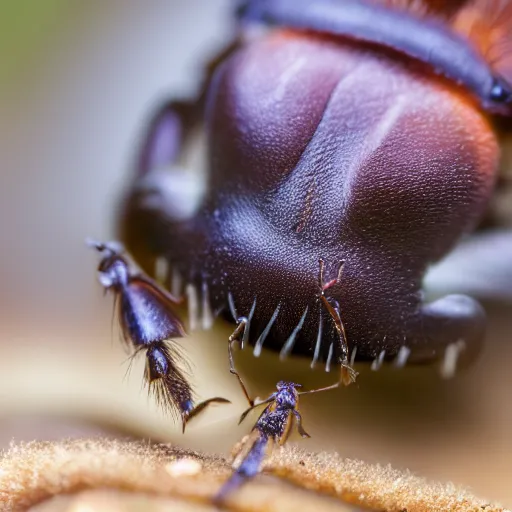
{"left": 214, "top": 381, "right": 309, "bottom": 504}
{"left": 88, "top": 240, "right": 229, "bottom": 432}
{"left": 217, "top": 275, "right": 355, "bottom": 505}
{"left": 214, "top": 377, "right": 341, "bottom": 504}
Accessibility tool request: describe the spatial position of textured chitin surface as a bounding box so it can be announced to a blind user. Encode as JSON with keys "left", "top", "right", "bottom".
{"left": 129, "top": 33, "right": 499, "bottom": 365}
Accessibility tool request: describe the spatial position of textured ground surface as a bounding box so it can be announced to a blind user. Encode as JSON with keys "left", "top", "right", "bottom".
{"left": 0, "top": 438, "right": 507, "bottom": 512}
{"left": 1, "top": 3, "right": 512, "bottom": 511}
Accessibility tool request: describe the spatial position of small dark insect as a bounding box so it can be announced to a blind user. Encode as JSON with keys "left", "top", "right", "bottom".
{"left": 88, "top": 240, "right": 229, "bottom": 432}
{"left": 215, "top": 271, "right": 355, "bottom": 503}
{"left": 120, "top": 0, "right": 512, "bottom": 381}
{"left": 214, "top": 379, "right": 333, "bottom": 505}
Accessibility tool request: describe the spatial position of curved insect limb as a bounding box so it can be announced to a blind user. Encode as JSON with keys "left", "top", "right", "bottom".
{"left": 228, "top": 312, "right": 255, "bottom": 407}
{"left": 181, "top": 396, "right": 231, "bottom": 433}
{"left": 318, "top": 258, "right": 358, "bottom": 387}
{"left": 135, "top": 41, "right": 242, "bottom": 179}
{"left": 293, "top": 409, "right": 311, "bottom": 439}
{"left": 120, "top": 40, "right": 242, "bottom": 262}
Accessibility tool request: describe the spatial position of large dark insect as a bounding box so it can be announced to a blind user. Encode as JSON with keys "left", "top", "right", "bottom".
{"left": 88, "top": 240, "right": 229, "bottom": 431}
{"left": 119, "top": 0, "right": 512, "bottom": 387}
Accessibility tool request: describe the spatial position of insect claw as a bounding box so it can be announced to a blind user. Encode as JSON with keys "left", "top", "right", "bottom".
{"left": 181, "top": 397, "right": 232, "bottom": 433}
{"left": 340, "top": 360, "right": 358, "bottom": 386}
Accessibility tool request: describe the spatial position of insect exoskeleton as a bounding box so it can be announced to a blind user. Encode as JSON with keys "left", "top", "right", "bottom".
{"left": 88, "top": 239, "right": 229, "bottom": 432}
{"left": 120, "top": 0, "right": 512, "bottom": 379}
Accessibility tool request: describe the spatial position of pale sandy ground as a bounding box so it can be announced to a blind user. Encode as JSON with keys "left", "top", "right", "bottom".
{"left": 0, "top": 1, "right": 511, "bottom": 509}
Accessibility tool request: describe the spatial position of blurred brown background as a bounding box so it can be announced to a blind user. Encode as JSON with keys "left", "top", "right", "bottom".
{"left": 0, "top": 1, "right": 511, "bottom": 508}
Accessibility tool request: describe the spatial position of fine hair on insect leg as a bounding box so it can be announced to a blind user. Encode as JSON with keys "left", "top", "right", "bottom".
{"left": 87, "top": 239, "right": 229, "bottom": 432}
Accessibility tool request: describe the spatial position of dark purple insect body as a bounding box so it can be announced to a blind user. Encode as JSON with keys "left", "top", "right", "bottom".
{"left": 89, "top": 240, "right": 229, "bottom": 431}
{"left": 121, "top": 0, "right": 512, "bottom": 377}
{"left": 215, "top": 381, "right": 309, "bottom": 504}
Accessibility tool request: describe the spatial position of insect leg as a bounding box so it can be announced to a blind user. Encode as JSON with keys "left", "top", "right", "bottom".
{"left": 293, "top": 409, "right": 311, "bottom": 438}
{"left": 90, "top": 241, "right": 230, "bottom": 433}
{"left": 228, "top": 317, "right": 254, "bottom": 407}
{"left": 120, "top": 40, "right": 241, "bottom": 260}
{"left": 136, "top": 41, "right": 241, "bottom": 178}
{"left": 318, "top": 259, "right": 357, "bottom": 386}
{"left": 181, "top": 396, "right": 231, "bottom": 432}
{"left": 144, "top": 342, "right": 195, "bottom": 428}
